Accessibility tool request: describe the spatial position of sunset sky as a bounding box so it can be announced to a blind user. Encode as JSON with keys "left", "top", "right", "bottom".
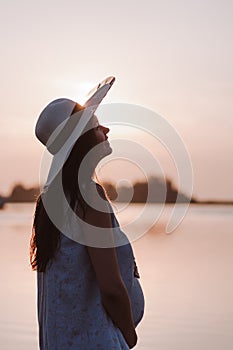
{"left": 0, "top": 0, "right": 232, "bottom": 200}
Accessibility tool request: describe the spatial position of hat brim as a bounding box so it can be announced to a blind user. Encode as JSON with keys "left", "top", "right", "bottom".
{"left": 84, "top": 76, "right": 115, "bottom": 108}
{"left": 42, "top": 76, "right": 115, "bottom": 189}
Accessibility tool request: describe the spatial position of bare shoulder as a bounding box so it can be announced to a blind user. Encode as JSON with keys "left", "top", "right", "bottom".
{"left": 85, "top": 182, "right": 111, "bottom": 223}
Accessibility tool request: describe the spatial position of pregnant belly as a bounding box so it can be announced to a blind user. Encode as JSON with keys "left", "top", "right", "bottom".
{"left": 129, "top": 278, "right": 145, "bottom": 327}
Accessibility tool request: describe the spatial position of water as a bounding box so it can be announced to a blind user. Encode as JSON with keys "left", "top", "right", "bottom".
{"left": 0, "top": 203, "right": 233, "bottom": 350}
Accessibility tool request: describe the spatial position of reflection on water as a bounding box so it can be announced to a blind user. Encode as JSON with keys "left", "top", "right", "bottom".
{"left": 0, "top": 203, "right": 233, "bottom": 350}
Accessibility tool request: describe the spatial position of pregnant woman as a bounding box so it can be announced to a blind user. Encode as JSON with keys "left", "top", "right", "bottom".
{"left": 30, "top": 77, "right": 144, "bottom": 349}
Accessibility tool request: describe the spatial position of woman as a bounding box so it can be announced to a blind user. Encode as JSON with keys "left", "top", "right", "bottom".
{"left": 30, "top": 78, "right": 144, "bottom": 349}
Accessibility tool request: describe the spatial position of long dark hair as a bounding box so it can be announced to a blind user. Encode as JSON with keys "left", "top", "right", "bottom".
{"left": 30, "top": 112, "right": 102, "bottom": 272}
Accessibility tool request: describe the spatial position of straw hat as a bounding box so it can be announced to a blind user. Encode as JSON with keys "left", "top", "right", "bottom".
{"left": 35, "top": 76, "right": 115, "bottom": 188}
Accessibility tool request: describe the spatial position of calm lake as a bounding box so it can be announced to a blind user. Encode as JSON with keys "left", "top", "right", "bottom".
{"left": 0, "top": 203, "right": 233, "bottom": 350}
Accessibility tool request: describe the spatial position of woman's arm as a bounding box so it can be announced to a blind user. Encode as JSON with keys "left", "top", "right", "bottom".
{"left": 85, "top": 191, "right": 137, "bottom": 348}
{"left": 87, "top": 245, "right": 137, "bottom": 348}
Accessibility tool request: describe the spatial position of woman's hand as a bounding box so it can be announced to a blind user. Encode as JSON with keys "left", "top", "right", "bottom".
{"left": 123, "top": 328, "right": 138, "bottom": 348}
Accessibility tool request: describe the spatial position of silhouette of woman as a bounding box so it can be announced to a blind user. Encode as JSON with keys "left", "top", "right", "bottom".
{"left": 30, "top": 77, "right": 144, "bottom": 349}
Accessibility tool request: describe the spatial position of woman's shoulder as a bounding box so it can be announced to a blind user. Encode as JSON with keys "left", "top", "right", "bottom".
{"left": 86, "top": 181, "right": 111, "bottom": 212}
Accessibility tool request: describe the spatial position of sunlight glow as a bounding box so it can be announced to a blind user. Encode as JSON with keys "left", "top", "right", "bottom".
{"left": 75, "top": 81, "right": 96, "bottom": 105}
{"left": 50, "top": 79, "right": 96, "bottom": 105}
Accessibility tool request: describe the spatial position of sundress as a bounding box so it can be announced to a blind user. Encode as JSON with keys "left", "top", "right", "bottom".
{"left": 37, "top": 200, "right": 144, "bottom": 350}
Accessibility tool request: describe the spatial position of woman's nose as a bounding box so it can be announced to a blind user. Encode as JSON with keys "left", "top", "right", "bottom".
{"left": 104, "top": 126, "right": 110, "bottom": 134}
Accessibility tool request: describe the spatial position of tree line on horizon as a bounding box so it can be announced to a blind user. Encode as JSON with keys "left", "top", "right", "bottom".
{"left": 0, "top": 177, "right": 196, "bottom": 204}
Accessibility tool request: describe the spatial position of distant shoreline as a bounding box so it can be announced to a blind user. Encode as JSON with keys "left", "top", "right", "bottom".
{"left": 0, "top": 180, "right": 232, "bottom": 209}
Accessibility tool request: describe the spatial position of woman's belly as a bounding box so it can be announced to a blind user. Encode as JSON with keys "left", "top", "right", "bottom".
{"left": 129, "top": 278, "right": 145, "bottom": 327}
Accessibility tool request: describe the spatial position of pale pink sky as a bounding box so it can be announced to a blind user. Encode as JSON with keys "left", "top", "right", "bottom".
{"left": 0, "top": 0, "right": 232, "bottom": 200}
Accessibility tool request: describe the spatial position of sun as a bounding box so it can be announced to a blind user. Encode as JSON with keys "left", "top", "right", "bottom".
{"left": 75, "top": 81, "right": 96, "bottom": 105}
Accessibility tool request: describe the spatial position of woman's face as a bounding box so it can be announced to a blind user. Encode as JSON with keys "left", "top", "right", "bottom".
{"left": 91, "top": 115, "right": 112, "bottom": 158}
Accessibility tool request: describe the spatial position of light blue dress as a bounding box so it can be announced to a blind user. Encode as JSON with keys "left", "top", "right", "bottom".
{"left": 37, "top": 203, "right": 144, "bottom": 350}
